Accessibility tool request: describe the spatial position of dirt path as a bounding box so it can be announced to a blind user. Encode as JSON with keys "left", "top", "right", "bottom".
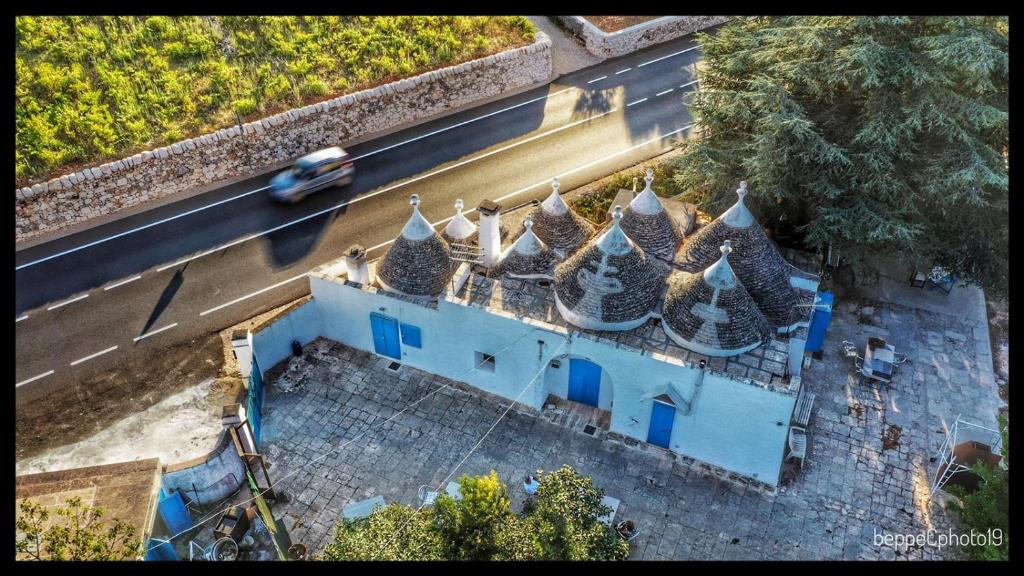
{"left": 15, "top": 331, "right": 235, "bottom": 464}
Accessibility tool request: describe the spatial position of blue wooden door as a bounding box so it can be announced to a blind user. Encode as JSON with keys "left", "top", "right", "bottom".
{"left": 647, "top": 401, "right": 676, "bottom": 449}
{"left": 568, "top": 358, "right": 601, "bottom": 407}
{"left": 370, "top": 313, "right": 401, "bottom": 359}
{"left": 247, "top": 354, "right": 263, "bottom": 443}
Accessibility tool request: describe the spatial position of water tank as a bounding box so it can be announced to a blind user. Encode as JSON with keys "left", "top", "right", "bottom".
{"left": 804, "top": 291, "right": 834, "bottom": 353}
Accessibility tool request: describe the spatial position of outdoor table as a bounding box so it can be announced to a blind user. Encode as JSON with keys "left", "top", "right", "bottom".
{"left": 862, "top": 342, "right": 895, "bottom": 388}
{"left": 597, "top": 495, "right": 620, "bottom": 526}
{"left": 342, "top": 495, "right": 385, "bottom": 520}
{"left": 445, "top": 481, "right": 463, "bottom": 500}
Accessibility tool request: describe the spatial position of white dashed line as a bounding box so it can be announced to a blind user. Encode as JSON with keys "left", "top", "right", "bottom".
{"left": 158, "top": 106, "right": 621, "bottom": 272}
{"left": 587, "top": 76, "right": 608, "bottom": 84}
{"left": 626, "top": 98, "right": 648, "bottom": 107}
{"left": 70, "top": 346, "right": 118, "bottom": 366}
{"left": 104, "top": 275, "right": 143, "bottom": 291}
{"left": 16, "top": 315, "right": 28, "bottom": 323}
{"left": 133, "top": 323, "right": 179, "bottom": 342}
{"left": 638, "top": 45, "right": 701, "bottom": 67}
{"left": 46, "top": 293, "right": 89, "bottom": 311}
{"left": 17, "top": 370, "right": 54, "bottom": 387}
{"left": 680, "top": 80, "right": 699, "bottom": 89}
{"left": 199, "top": 273, "right": 309, "bottom": 317}
{"left": 615, "top": 68, "right": 632, "bottom": 75}
{"left": 656, "top": 89, "right": 675, "bottom": 97}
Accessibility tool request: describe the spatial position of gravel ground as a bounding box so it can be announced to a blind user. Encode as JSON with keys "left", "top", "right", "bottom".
{"left": 528, "top": 16, "right": 604, "bottom": 76}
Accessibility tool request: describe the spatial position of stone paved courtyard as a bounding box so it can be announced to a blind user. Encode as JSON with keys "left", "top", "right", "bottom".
{"left": 257, "top": 277, "right": 1003, "bottom": 560}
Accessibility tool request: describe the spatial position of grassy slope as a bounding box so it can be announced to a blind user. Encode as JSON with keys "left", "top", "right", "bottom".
{"left": 15, "top": 16, "right": 536, "bottom": 185}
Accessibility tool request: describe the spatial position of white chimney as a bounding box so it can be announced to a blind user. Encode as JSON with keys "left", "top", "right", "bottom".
{"left": 477, "top": 199, "right": 502, "bottom": 268}
{"left": 344, "top": 244, "right": 370, "bottom": 284}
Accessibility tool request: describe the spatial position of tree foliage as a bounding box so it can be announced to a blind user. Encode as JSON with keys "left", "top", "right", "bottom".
{"left": 15, "top": 496, "right": 143, "bottom": 561}
{"left": 674, "top": 16, "right": 1008, "bottom": 295}
{"left": 15, "top": 16, "right": 536, "bottom": 183}
{"left": 320, "top": 466, "right": 629, "bottom": 561}
{"left": 948, "top": 413, "right": 1009, "bottom": 560}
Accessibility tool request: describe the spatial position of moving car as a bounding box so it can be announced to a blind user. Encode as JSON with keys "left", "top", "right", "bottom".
{"left": 269, "top": 147, "right": 354, "bottom": 202}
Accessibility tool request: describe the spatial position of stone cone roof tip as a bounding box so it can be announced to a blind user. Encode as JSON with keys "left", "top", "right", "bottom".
{"left": 377, "top": 194, "right": 455, "bottom": 297}
{"left": 679, "top": 181, "right": 811, "bottom": 329}
{"left": 620, "top": 170, "right": 683, "bottom": 260}
{"left": 443, "top": 198, "right": 477, "bottom": 241}
{"left": 662, "top": 239, "right": 771, "bottom": 357}
{"left": 529, "top": 178, "right": 594, "bottom": 255}
{"left": 493, "top": 215, "right": 558, "bottom": 278}
{"left": 553, "top": 205, "right": 669, "bottom": 331}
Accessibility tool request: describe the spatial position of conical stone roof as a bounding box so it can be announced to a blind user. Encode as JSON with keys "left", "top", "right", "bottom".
{"left": 554, "top": 206, "right": 669, "bottom": 331}
{"left": 621, "top": 169, "right": 683, "bottom": 261}
{"left": 492, "top": 215, "right": 558, "bottom": 279}
{"left": 679, "top": 181, "right": 809, "bottom": 330}
{"left": 662, "top": 240, "right": 772, "bottom": 357}
{"left": 528, "top": 178, "right": 594, "bottom": 257}
{"left": 442, "top": 199, "right": 477, "bottom": 244}
{"left": 377, "top": 194, "right": 454, "bottom": 297}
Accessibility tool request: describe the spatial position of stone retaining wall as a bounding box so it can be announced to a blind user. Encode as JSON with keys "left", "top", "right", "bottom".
{"left": 15, "top": 32, "right": 552, "bottom": 243}
{"left": 558, "top": 16, "right": 728, "bottom": 59}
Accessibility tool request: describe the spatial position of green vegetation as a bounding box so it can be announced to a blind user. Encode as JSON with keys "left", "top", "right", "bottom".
{"left": 948, "top": 414, "right": 1009, "bottom": 560}
{"left": 321, "top": 466, "right": 630, "bottom": 561}
{"left": 573, "top": 157, "right": 687, "bottom": 223}
{"left": 15, "top": 16, "right": 536, "bottom": 183}
{"left": 673, "top": 16, "right": 1008, "bottom": 296}
{"left": 15, "top": 496, "right": 143, "bottom": 560}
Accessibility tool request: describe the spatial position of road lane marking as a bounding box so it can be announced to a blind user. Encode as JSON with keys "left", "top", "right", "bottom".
{"left": 364, "top": 123, "right": 696, "bottom": 256}
{"left": 16, "top": 187, "right": 271, "bottom": 271}
{"left": 70, "top": 345, "right": 118, "bottom": 366}
{"left": 638, "top": 45, "right": 701, "bottom": 67}
{"left": 626, "top": 98, "right": 648, "bottom": 107}
{"left": 16, "top": 88, "right": 585, "bottom": 273}
{"left": 587, "top": 76, "right": 608, "bottom": 84}
{"left": 133, "top": 323, "right": 178, "bottom": 342}
{"left": 16, "top": 315, "right": 28, "bottom": 323}
{"left": 17, "top": 370, "right": 54, "bottom": 387}
{"left": 349, "top": 87, "right": 579, "bottom": 162}
{"left": 656, "top": 89, "right": 675, "bottom": 97}
{"left": 680, "top": 80, "right": 699, "bottom": 89}
{"left": 615, "top": 68, "right": 632, "bottom": 75}
{"left": 104, "top": 275, "right": 143, "bottom": 291}
{"left": 46, "top": 293, "right": 89, "bottom": 311}
{"left": 199, "top": 273, "right": 309, "bottom": 317}
{"left": 159, "top": 106, "right": 622, "bottom": 272}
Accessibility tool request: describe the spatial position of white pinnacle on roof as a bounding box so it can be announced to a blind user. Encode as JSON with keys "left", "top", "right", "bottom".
{"left": 401, "top": 194, "right": 435, "bottom": 240}
{"left": 629, "top": 169, "right": 665, "bottom": 215}
{"left": 703, "top": 240, "right": 738, "bottom": 289}
{"left": 540, "top": 178, "right": 569, "bottom": 216}
{"left": 444, "top": 198, "right": 476, "bottom": 240}
{"left": 503, "top": 215, "right": 545, "bottom": 257}
{"left": 720, "top": 181, "right": 755, "bottom": 228}
{"left": 594, "top": 205, "right": 635, "bottom": 256}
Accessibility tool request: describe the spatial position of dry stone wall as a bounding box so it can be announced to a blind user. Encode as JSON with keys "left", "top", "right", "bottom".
{"left": 15, "top": 33, "right": 552, "bottom": 243}
{"left": 558, "top": 16, "right": 728, "bottom": 59}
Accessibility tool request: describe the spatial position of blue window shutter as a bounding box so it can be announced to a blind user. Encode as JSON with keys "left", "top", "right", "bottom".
{"left": 400, "top": 324, "right": 422, "bottom": 348}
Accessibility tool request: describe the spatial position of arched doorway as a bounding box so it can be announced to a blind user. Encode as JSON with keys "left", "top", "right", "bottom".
{"left": 568, "top": 358, "right": 602, "bottom": 407}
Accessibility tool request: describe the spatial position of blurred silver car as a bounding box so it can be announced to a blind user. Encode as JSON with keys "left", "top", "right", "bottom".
{"left": 269, "top": 147, "right": 354, "bottom": 202}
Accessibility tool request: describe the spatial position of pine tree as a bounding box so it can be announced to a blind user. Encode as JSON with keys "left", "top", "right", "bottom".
{"left": 675, "top": 16, "right": 1008, "bottom": 295}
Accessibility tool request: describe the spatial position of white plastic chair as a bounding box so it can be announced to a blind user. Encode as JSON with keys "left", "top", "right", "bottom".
{"left": 417, "top": 485, "right": 439, "bottom": 507}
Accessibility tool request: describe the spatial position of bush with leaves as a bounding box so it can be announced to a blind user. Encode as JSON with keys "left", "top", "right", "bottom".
{"left": 15, "top": 496, "right": 142, "bottom": 561}
{"left": 948, "top": 413, "right": 1009, "bottom": 560}
{"left": 320, "top": 503, "right": 445, "bottom": 561}
{"left": 433, "top": 470, "right": 513, "bottom": 560}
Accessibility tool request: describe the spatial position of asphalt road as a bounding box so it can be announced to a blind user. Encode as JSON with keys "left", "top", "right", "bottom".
{"left": 15, "top": 36, "right": 704, "bottom": 403}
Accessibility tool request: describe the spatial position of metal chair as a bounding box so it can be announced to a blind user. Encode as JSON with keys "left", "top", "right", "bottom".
{"left": 841, "top": 341, "right": 860, "bottom": 358}
{"left": 417, "top": 485, "right": 439, "bottom": 507}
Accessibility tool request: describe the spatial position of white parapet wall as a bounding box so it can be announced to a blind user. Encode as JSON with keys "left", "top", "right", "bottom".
{"left": 558, "top": 16, "right": 729, "bottom": 59}
{"left": 15, "top": 32, "right": 552, "bottom": 243}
